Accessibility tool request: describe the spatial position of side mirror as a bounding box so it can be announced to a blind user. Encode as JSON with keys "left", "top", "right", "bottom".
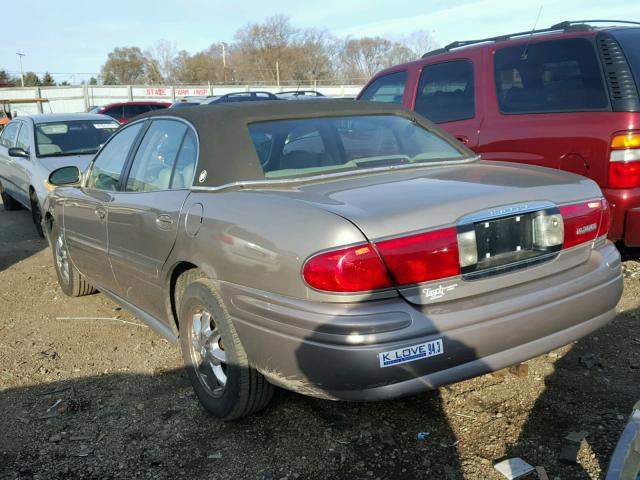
{"left": 8, "top": 147, "right": 29, "bottom": 158}
{"left": 48, "top": 166, "right": 80, "bottom": 187}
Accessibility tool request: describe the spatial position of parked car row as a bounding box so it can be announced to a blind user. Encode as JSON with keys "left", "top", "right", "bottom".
{"left": 0, "top": 21, "right": 633, "bottom": 433}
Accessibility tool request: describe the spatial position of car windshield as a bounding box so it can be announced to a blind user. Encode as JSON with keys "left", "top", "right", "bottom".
{"left": 611, "top": 28, "right": 640, "bottom": 92}
{"left": 248, "top": 115, "right": 466, "bottom": 179}
{"left": 36, "top": 120, "right": 119, "bottom": 158}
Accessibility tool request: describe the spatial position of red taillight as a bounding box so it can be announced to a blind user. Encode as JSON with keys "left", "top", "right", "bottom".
{"left": 303, "top": 227, "right": 460, "bottom": 293}
{"left": 608, "top": 132, "right": 640, "bottom": 188}
{"left": 303, "top": 244, "right": 392, "bottom": 292}
{"left": 375, "top": 227, "right": 460, "bottom": 286}
{"left": 560, "top": 199, "right": 607, "bottom": 249}
{"left": 608, "top": 160, "right": 640, "bottom": 189}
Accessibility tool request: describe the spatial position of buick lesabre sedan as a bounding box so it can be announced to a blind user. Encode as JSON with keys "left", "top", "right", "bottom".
{"left": 42, "top": 101, "right": 623, "bottom": 420}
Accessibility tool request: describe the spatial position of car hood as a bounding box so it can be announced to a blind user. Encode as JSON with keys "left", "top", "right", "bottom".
{"left": 261, "top": 161, "right": 603, "bottom": 240}
{"left": 39, "top": 154, "right": 94, "bottom": 173}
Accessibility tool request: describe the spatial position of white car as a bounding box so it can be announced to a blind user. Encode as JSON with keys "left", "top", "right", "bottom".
{"left": 0, "top": 113, "right": 119, "bottom": 236}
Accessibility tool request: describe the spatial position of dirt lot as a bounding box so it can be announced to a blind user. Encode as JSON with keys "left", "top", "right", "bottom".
{"left": 1, "top": 203, "right": 639, "bottom": 480}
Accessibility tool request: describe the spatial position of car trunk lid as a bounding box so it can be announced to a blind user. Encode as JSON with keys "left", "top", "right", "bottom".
{"left": 261, "top": 161, "right": 605, "bottom": 305}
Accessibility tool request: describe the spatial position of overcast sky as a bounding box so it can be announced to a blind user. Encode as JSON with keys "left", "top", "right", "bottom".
{"left": 2, "top": 0, "right": 639, "bottom": 82}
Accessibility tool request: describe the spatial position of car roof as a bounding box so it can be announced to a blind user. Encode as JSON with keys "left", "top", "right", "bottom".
{"left": 371, "top": 20, "right": 640, "bottom": 77}
{"left": 101, "top": 101, "right": 170, "bottom": 108}
{"left": 133, "top": 100, "right": 464, "bottom": 188}
{"left": 21, "top": 113, "right": 117, "bottom": 123}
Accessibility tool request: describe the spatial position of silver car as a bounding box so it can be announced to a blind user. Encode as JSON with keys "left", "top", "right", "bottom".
{"left": 42, "top": 101, "right": 623, "bottom": 420}
{"left": 0, "top": 113, "right": 119, "bottom": 236}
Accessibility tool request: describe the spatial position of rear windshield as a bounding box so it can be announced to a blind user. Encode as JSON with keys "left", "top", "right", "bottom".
{"left": 611, "top": 28, "right": 640, "bottom": 91}
{"left": 36, "top": 120, "right": 119, "bottom": 157}
{"left": 248, "top": 115, "right": 466, "bottom": 179}
{"left": 494, "top": 38, "right": 609, "bottom": 113}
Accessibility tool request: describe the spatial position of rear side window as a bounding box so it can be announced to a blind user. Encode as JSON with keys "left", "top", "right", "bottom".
{"left": 611, "top": 28, "right": 640, "bottom": 92}
{"left": 103, "top": 105, "right": 124, "bottom": 119}
{"left": 494, "top": 38, "right": 609, "bottom": 113}
{"left": 87, "top": 122, "right": 143, "bottom": 191}
{"left": 359, "top": 71, "right": 407, "bottom": 104}
{"left": 0, "top": 122, "right": 20, "bottom": 148}
{"left": 126, "top": 119, "right": 188, "bottom": 192}
{"left": 124, "top": 104, "right": 151, "bottom": 119}
{"left": 414, "top": 60, "right": 475, "bottom": 123}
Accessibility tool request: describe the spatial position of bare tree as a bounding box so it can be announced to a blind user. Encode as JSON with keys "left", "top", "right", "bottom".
{"left": 145, "top": 40, "right": 179, "bottom": 82}
{"left": 401, "top": 30, "right": 439, "bottom": 57}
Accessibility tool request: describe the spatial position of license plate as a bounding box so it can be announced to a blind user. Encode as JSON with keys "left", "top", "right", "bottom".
{"left": 379, "top": 339, "right": 444, "bottom": 368}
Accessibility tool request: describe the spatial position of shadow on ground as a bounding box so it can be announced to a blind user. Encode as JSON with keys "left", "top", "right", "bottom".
{"left": 0, "top": 205, "right": 46, "bottom": 272}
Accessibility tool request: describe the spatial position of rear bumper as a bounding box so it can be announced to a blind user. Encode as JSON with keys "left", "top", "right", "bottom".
{"left": 603, "top": 188, "right": 640, "bottom": 245}
{"left": 224, "top": 242, "right": 622, "bottom": 401}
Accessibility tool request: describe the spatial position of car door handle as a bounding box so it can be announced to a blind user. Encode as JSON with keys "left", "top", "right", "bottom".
{"left": 155, "top": 214, "right": 174, "bottom": 229}
{"left": 455, "top": 135, "right": 470, "bottom": 146}
{"left": 94, "top": 207, "right": 106, "bottom": 220}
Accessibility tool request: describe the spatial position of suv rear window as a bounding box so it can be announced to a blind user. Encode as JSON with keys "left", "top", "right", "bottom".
{"left": 414, "top": 60, "right": 475, "bottom": 123}
{"left": 611, "top": 28, "right": 640, "bottom": 91}
{"left": 359, "top": 71, "right": 408, "bottom": 104}
{"left": 248, "top": 115, "right": 465, "bottom": 179}
{"left": 494, "top": 38, "right": 609, "bottom": 113}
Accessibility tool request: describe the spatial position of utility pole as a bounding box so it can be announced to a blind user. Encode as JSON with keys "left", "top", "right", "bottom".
{"left": 221, "top": 43, "right": 228, "bottom": 83}
{"left": 16, "top": 52, "right": 25, "bottom": 87}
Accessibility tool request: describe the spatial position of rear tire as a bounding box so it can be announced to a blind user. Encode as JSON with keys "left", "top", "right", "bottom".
{"left": 178, "top": 278, "right": 274, "bottom": 420}
{"left": 50, "top": 222, "right": 96, "bottom": 297}
{"left": 30, "top": 192, "right": 44, "bottom": 238}
{"left": 0, "top": 181, "right": 21, "bottom": 211}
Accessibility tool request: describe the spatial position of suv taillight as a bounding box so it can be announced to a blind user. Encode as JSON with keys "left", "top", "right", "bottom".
{"left": 560, "top": 199, "right": 609, "bottom": 249}
{"left": 608, "top": 132, "right": 640, "bottom": 188}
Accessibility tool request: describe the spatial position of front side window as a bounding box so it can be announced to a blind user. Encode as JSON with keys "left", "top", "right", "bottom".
{"left": 0, "top": 122, "right": 20, "bottom": 148}
{"left": 87, "top": 122, "right": 143, "bottom": 191}
{"left": 359, "top": 71, "right": 408, "bottom": 104}
{"left": 125, "top": 120, "right": 188, "bottom": 192}
{"left": 15, "top": 123, "right": 30, "bottom": 151}
{"left": 249, "top": 115, "right": 465, "bottom": 178}
{"left": 414, "top": 60, "right": 475, "bottom": 123}
{"left": 35, "top": 120, "right": 119, "bottom": 157}
{"left": 494, "top": 38, "right": 609, "bottom": 113}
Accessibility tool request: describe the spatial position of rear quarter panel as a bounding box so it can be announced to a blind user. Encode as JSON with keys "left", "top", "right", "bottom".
{"left": 164, "top": 190, "right": 390, "bottom": 303}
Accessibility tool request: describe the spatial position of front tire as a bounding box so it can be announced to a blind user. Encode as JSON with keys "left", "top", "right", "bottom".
{"left": 178, "top": 278, "right": 274, "bottom": 420}
{"left": 0, "top": 181, "right": 21, "bottom": 211}
{"left": 50, "top": 222, "right": 96, "bottom": 297}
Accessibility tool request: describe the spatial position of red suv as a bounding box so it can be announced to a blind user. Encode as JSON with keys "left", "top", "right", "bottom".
{"left": 358, "top": 21, "right": 640, "bottom": 245}
{"left": 90, "top": 101, "right": 170, "bottom": 123}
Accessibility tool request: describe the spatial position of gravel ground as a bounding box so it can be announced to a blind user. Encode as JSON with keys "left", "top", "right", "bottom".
{"left": 1, "top": 203, "right": 639, "bottom": 480}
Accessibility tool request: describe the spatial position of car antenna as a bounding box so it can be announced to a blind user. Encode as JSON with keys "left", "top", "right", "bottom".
{"left": 521, "top": 5, "right": 543, "bottom": 60}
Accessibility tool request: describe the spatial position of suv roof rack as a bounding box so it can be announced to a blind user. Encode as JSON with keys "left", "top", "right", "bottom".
{"left": 422, "top": 19, "right": 640, "bottom": 58}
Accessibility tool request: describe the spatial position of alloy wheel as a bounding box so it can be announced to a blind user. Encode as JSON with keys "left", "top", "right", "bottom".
{"left": 189, "top": 308, "right": 227, "bottom": 397}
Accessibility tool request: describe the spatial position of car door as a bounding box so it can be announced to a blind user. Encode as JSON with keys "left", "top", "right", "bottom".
{"left": 13, "top": 120, "right": 33, "bottom": 205}
{"left": 411, "top": 57, "right": 483, "bottom": 148}
{"left": 107, "top": 119, "right": 197, "bottom": 321}
{"left": 0, "top": 122, "right": 22, "bottom": 202}
{"left": 63, "top": 121, "right": 145, "bottom": 291}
